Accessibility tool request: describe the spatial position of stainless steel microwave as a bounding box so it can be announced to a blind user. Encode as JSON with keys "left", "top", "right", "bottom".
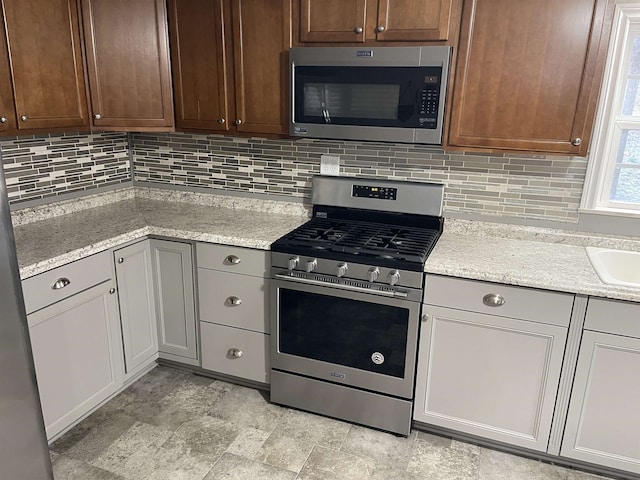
{"left": 289, "top": 46, "right": 451, "bottom": 145}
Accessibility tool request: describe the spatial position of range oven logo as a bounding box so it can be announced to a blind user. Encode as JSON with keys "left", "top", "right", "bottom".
{"left": 356, "top": 50, "right": 374, "bottom": 57}
{"left": 330, "top": 372, "right": 346, "bottom": 379}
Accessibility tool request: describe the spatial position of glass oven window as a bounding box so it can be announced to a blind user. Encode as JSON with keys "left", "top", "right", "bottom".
{"left": 278, "top": 288, "right": 409, "bottom": 378}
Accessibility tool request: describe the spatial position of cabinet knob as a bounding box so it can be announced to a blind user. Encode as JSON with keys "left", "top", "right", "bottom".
{"left": 118, "top": 257, "right": 124, "bottom": 264}
{"left": 20, "top": 115, "right": 27, "bottom": 122}
{"left": 0, "top": 116, "right": 7, "bottom": 124}
{"left": 227, "top": 348, "right": 243, "bottom": 358}
{"left": 94, "top": 113, "right": 102, "bottom": 120}
{"left": 51, "top": 278, "right": 71, "bottom": 290}
{"left": 422, "top": 314, "right": 429, "bottom": 322}
{"left": 482, "top": 293, "right": 506, "bottom": 307}
{"left": 572, "top": 137, "right": 582, "bottom": 146}
{"left": 234, "top": 119, "right": 242, "bottom": 126}
{"left": 109, "top": 288, "right": 116, "bottom": 294}
{"left": 226, "top": 296, "right": 242, "bottom": 306}
{"left": 354, "top": 26, "right": 363, "bottom": 34}
{"left": 376, "top": 25, "right": 385, "bottom": 33}
{"left": 218, "top": 118, "right": 226, "bottom": 124}
{"left": 225, "top": 254, "right": 241, "bottom": 265}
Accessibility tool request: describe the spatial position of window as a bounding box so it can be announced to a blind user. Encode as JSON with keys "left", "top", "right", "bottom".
{"left": 582, "top": 1, "right": 640, "bottom": 215}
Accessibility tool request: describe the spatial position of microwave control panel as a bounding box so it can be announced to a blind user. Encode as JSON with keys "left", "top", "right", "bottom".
{"left": 419, "top": 75, "right": 440, "bottom": 129}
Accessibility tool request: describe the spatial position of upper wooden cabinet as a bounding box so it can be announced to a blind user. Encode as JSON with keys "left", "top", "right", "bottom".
{"left": 298, "top": 0, "right": 453, "bottom": 44}
{"left": 81, "top": 0, "right": 174, "bottom": 131}
{"left": 169, "top": 0, "right": 292, "bottom": 135}
{"left": 447, "top": 0, "right": 614, "bottom": 156}
{"left": 1, "top": 0, "right": 89, "bottom": 133}
{"left": 0, "top": 14, "right": 15, "bottom": 134}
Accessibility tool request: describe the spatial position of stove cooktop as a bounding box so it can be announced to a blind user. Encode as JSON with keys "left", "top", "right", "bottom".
{"left": 271, "top": 209, "right": 442, "bottom": 272}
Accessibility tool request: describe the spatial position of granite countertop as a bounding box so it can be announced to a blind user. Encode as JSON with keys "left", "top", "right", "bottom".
{"left": 14, "top": 192, "right": 309, "bottom": 279}
{"left": 13, "top": 188, "right": 640, "bottom": 302}
{"left": 425, "top": 221, "right": 640, "bottom": 303}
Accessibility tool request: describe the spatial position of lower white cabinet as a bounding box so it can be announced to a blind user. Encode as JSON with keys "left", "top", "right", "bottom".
{"left": 150, "top": 239, "right": 198, "bottom": 364}
{"left": 197, "top": 243, "right": 270, "bottom": 383}
{"left": 113, "top": 240, "right": 159, "bottom": 377}
{"left": 27, "top": 280, "right": 124, "bottom": 440}
{"left": 561, "top": 298, "right": 640, "bottom": 474}
{"left": 415, "top": 275, "right": 572, "bottom": 451}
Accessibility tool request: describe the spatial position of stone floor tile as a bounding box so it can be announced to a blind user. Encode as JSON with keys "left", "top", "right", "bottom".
{"left": 162, "top": 415, "right": 241, "bottom": 462}
{"left": 340, "top": 425, "right": 418, "bottom": 471}
{"left": 137, "top": 445, "right": 216, "bottom": 480}
{"left": 275, "top": 409, "right": 352, "bottom": 449}
{"left": 226, "top": 427, "right": 272, "bottom": 459}
{"left": 89, "top": 421, "right": 173, "bottom": 477}
{"left": 203, "top": 452, "right": 297, "bottom": 480}
{"left": 370, "top": 464, "right": 424, "bottom": 480}
{"left": 407, "top": 432, "right": 480, "bottom": 480}
{"left": 298, "top": 445, "right": 372, "bottom": 480}
{"left": 208, "top": 384, "right": 286, "bottom": 431}
{"left": 53, "top": 455, "right": 125, "bottom": 480}
{"left": 62, "top": 412, "right": 137, "bottom": 462}
{"left": 477, "top": 448, "right": 566, "bottom": 480}
{"left": 256, "top": 429, "right": 315, "bottom": 472}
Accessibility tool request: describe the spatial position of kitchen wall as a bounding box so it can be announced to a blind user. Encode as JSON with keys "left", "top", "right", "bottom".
{"left": 131, "top": 133, "right": 587, "bottom": 225}
{"left": 0, "top": 132, "right": 130, "bottom": 205}
{"left": 1, "top": 131, "right": 588, "bottom": 227}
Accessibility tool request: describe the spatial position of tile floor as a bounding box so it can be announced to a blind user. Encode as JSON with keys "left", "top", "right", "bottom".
{"left": 50, "top": 365, "right": 615, "bottom": 480}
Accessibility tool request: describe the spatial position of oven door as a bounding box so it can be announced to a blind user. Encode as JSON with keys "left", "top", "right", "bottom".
{"left": 271, "top": 276, "right": 421, "bottom": 399}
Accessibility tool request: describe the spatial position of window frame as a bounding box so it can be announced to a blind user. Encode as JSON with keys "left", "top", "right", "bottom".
{"left": 581, "top": 1, "right": 640, "bottom": 216}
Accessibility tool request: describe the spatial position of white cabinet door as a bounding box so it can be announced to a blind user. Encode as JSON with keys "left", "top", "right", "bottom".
{"left": 150, "top": 239, "right": 198, "bottom": 363}
{"left": 414, "top": 305, "right": 567, "bottom": 451}
{"left": 561, "top": 331, "right": 640, "bottom": 474}
{"left": 114, "top": 240, "right": 158, "bottom": 376}
{"left": 28, "top": 281, "right": 124, "bottom": 440}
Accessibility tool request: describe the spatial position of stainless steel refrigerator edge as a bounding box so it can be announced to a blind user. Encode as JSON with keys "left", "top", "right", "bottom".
{"left": 0, "top": 150, "right": 54, "bottom": 478}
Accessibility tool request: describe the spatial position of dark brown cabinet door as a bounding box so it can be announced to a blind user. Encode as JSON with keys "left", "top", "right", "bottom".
{"left": 0, "top": 12, "right": 16, "bottom": 134}
{"left": 447, "top": 0, "right": 613, "bottom": 156}
{"left": 376, "top": 0, "right": 452, "bottom": 41}
{"left": 168, "top": 0, "right": 229, "bottom": 132}
{"left": 299, "top": 0, "right": 366, "bottom": 43}
{"left": 231, "top": 0, "right": 292, "bottom": 135}
{"left": 1, "top": 0, "right": 89, "bottom": 131}
{"left": 81, "top": 0, "right": 174, "bottom": 130}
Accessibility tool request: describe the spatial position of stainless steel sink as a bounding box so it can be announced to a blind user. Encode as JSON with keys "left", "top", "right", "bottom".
{"left": 586, "top": 247, "right": 640, "bottom": 288}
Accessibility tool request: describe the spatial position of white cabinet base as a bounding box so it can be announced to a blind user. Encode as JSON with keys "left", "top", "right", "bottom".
{"left": 414, "top": 305, "right": 567, "bottom": 452}
{"left": 28, "top": 281, "right": 124, "bottom": 440}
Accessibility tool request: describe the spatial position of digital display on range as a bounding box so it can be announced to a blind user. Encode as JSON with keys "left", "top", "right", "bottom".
{"left": 352, "top": 185, "right": 397, "bottom": 200}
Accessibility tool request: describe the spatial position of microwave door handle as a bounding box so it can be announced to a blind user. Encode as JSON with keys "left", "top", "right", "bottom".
{"left": 324, "top": 109, "right": 331, "bottom": 123}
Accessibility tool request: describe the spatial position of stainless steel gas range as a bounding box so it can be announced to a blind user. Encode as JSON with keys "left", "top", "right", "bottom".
{"left": 269, "top": 176, "right": 444, "bottom": 436}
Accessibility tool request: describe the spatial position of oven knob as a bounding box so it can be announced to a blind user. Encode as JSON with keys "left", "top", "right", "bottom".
{"left": 306, "top": 258, "right": 318, "bottom": 273}
{"left": 337, "top": 263, "right": 348, "bottom": 277}
{"left": 388, "top": 270, "right": 401, "bottom": 286}
{"left": 288, "top": 256, "right": 300, "bottom": 270}
{"left": 367, "top": 267, "right": 380, "bottom": 283}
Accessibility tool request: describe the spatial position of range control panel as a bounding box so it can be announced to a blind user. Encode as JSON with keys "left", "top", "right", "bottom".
{"left": 352, "top": 184, "right": 398, "bottom": 200}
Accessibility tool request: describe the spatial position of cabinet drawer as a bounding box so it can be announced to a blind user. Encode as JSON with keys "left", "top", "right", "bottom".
{"left": 196, "top": 243, "right": 269, "bottom": 277}
{"left": 198, "top": 269, "right": 269, "bottom": 333}
{"left": 584, "top": 298, "right": 640, "bottom": 337}
{"left": 424, "top": 275, "right": 574, "bottom": 327}
{"left": 200, "top": 322, "right": 269, "bottom": 384}
{"left": 22, "top": 251, "right": 112, "bottom": 314}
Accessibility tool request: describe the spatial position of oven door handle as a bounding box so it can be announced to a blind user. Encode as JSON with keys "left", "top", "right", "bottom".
{"left": 274, "top": 273, "right": 408, "bottom": 299}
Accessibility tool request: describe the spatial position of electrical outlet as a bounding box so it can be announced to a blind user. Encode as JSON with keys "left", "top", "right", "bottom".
{"left": 320, "top": 155, "right": 340, "bottom": 176}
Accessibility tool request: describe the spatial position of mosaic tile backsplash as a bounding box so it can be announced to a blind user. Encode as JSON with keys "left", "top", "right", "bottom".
{"left": 0, "top": 133, "right": 131, "bottom": 204}
{"left": 132, "top": 133, "right": 587, "bottom": 223}
{"left": 0, "top": 131, "right": 588, "bottom": 224}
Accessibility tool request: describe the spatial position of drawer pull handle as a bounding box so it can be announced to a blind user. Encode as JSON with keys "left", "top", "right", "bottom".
{"left": 225, "top": 255, "right": 241, "bottom": 265}
{"left": 52, "top": 278, "right": 71, "bottom": 290}
{"left": 483, "top": 293, "right": 505, "bottom": 307}
{"left": 227, "top": 348, "right": 243, "bottom": 358}
{"left": 227, "top": 296, "right": 242, "bottom": 306}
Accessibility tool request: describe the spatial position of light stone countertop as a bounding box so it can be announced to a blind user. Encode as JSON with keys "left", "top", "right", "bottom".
{"left": 14, "top": 196, "right": 309, "bottom": 279}
{"left": 12, "top": 188, "right": 640, "bottom": 302}
{"left": 425, "top": 220, "right": 640, "bottom": 303}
